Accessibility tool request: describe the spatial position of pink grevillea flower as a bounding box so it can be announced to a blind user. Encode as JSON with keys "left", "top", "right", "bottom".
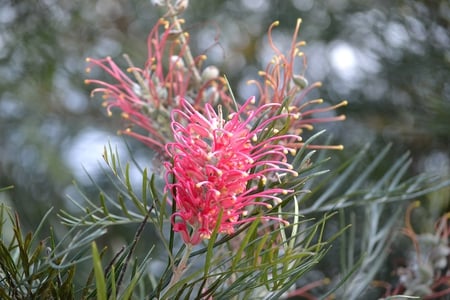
{"left": 85, "top": 18, "right": 232, "bottom": 156}
{"left": 165, "top": 97, "right": 300, "bottom": 245}
{"left": 248, "top": 19, "right": 347, "bottom": 149}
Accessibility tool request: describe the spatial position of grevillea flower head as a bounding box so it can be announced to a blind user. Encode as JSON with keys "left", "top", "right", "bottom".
{"left": 85, "top": 18, "right": 233, "bottom": 156}
{"left": 165, "top": 97, "right": 300, "bottom": 245}
{"left": 248, "top": 19, "right": 347, "bottom": 150}
{"left": 376, "top": 202, "right": 450, "bottom": 298}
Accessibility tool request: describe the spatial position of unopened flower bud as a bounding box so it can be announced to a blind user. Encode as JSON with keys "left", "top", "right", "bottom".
{"left": 166, "top": 28, "right": 183, "bottom": 40}
{"left": 174, "top": 0, "right": 189, "bottom": 14}
{"left": 170, "top": 55, "right": 185, "bottom": 69}
{"left": 201, "top": 65, "right": 220, "bottom": 82}
{"left": 293, "top": 74, "right": 308, "bottom": 89}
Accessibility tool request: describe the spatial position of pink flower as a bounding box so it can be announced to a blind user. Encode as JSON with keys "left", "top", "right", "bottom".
{"left": 165, "top": 97, "right": 300, "bottom": 245}
{"left": 85, "top": 18, "right": 232, "bottom": 156}
{"left": 248, "top": 19, "right": 347, "bottom": 149}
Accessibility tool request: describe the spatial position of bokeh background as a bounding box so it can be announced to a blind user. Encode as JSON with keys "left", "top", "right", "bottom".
{"left": 1, "top": 0, "right": 449, "bottom": 295}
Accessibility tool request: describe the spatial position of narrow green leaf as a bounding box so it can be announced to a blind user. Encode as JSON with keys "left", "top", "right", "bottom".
{"left": 204, "top": 210, "right": 224, "bottom": 276}
{"left": 389, "top": 158, "right": 412, "bottom": 191}
{"left": 271, "top": 246, "right": 280, "bottom": 289}
{"left": 13, "top": 216, "right": 31, "bottom": 279}
{"left": 252, "top": 233, "right": 269, "bottom": 267}
{"left": 91, "top": 242, "right": 107, "bottom": 300}
{"left": 346, "top": 143, "right": 392, "bottom": 196}
{"left": 99, "top": 193, "right": 110, "bottom": 220}
{"left": 0, "top": 242, "right": 18, "bottom": 279}
{"left": 118, "top": 194, "right": 132, "bottom": 220}
{"left": 28, "top": 241, "right": 44, "bottom": 265}
{"left": 121, "top": 269, "right": 143, "bottom": 300}
{"left": 142, "top": 168, "right": 148, "bottom": 208}
{"left": 0, "top": 204, "right": 4, "bottom": 239}
{"left": 311, "top": 143, "right": 372, "bottom": 209}
{"left": 0, "top": 185, "right": 14, "bottom": 192}
{"left": 110, "top": 266, "right": 117, "bottom": 300}
{"left": 29, "top": 207, "right": 53, "bottom": 246}
{"left": 291, "top": 130, "right": 327, "bottom": 167}
{"left": 102, "top": 145, "right": 108, "bottom": 163}
{"left": 231, "top": 218, "right": 260, "bottom": 271}
{"left": 109, "top": 143, "right": 118, "bottom": 175}
{"left": 125, "top": 163, "right": 146, "bottom": 215}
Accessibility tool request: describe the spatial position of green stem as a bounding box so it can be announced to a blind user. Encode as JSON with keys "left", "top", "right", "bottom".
{"left": 162, "top": 243, "right": 193, "bottom": 298}
{"left": 165, "top": 0, "right": 202, "bottom": 87}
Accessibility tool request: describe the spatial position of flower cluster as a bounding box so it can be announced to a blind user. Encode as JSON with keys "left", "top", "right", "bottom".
{"left": 164, "top": 97, "right": 300, "bottom": 245}
{"left": 249, "top": 19, "right": 347, "bottom": 149}
{"left": 376, "top": 202, "right": 450, "bottom": 298}
{"left": 85, "top": 18, "right": 232, "bottom": 156}
{"left": 86, "top": 15, "right": 347, "bottom": 245}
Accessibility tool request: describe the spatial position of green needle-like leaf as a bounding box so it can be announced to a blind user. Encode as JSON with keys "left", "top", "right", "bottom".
{"left": 91, "top": 242, "right": 107, "bottom": 300}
